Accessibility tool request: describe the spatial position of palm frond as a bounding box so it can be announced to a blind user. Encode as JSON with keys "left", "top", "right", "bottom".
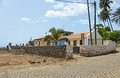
{"left": 60, "top": 38, "right": 69, "bottom": 43}
{"left": 111, "top": 7, "right": 120, "bottom": 25}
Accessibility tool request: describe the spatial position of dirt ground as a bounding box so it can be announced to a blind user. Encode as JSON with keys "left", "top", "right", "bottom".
{"left": 0, "top": 46, "right": 119, "bottom": 67}
{"left": 0, "top": 52, "right": 79, "bottom": 67}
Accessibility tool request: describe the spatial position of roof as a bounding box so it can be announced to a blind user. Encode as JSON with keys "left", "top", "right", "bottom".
{"left": 34, "top": 36, "right": 46, "bottom": 40}
{"left": 64, "top": 31, "right": 74, "bottom": 33}
{"left": 60, "top": 36, "right": 69, "bottom": 39}
{"left": 68, "top": 32, "right": 90, "bottom": 40}
{"left": 34, "top": 31, "right": 90, "bottom": 41}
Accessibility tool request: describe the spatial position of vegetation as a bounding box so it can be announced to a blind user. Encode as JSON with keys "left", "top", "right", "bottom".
{"left": 97, "top": 0, "right": 120, "bottom": 43}
{"left": 109, "top": 30, "right": 120, "bottom": 43}
{"left": 99, "top": 0, "right": 113, "bottom": 31}
{"left": 96, "top": 24, "right": 120, "bottom": 43}
{"left": 44, "top": 27, "right": 69, "bottom": 45}
{"left": 111, "top": 7, "right": 120, "bottom": 25}
{"left": 26, "top": 41, "right": 34, "bottom": 47}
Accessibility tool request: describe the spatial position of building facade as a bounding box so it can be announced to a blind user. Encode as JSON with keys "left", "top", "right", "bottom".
{"left": 68, "top": 30, "right": 102, "bottom": 46}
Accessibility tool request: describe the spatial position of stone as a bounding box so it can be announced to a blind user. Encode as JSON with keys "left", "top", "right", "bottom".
{"left": 80, "top": 40, "right": 116, "bottom": 57}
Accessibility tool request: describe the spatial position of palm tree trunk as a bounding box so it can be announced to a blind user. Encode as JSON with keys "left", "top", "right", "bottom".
{"left": 104, "top": 22, "right": 106, "bottom": 27}
{"left": 109, "top": 17, "right": 113, "bottom": 31}
{"left": 107, "top": 20, "right": 110, "bottom": 27}
{"left": 107, "top": 19, "right": 111, "bottom": 31}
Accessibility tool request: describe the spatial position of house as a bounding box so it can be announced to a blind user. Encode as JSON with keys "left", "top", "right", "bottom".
{"left": 63, "top": 31, "right": 74, "bottom": 36}
{"left": 34, "top": 31, "right": 74, "bottom": 46}
{"left": 34, "top": 36, "right": 47, "bottom": 46}
{"left": 68, "top": 30, "right": 103, "bottom": 46}
{"left": 34, "top": 30, "right": 102, "bottom": 46}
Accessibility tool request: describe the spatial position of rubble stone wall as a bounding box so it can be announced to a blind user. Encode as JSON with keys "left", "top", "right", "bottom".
{"left": 23, "top": 45, "right": 73, "bottom": 59}
{"left": 80, "top": 40, "right": 116, "bottom": 57}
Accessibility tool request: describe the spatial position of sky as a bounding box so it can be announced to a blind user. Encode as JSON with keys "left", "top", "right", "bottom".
{"left": 0, "top": 0, "right": 120, "bottom": 47}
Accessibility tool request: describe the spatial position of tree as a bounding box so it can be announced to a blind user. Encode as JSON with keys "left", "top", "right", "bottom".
{"left": 98, "top": 9, "right": 111, "bottom": 23}
{"left": 109, "top": 31, "right": 120, "bottom": 43}
{"left": 99, "top": 0, "right": 113, "bottom": 10}
{"left": 96, "top": 24, "right": 120, "bottom": 43}
{"left": 111, "top": 7, "right": 120, "bottom": 26}
{"left": 99, "top": 0, "right": 113, "bottom": 31}
{"left": 44, "top": 27, "right": 69, "bottom": 45}
{"left": 95, "top": 24, "right": 104, "bottom": 30}
{"left": 96, "top": 24, "right": 111, "bottom": 40}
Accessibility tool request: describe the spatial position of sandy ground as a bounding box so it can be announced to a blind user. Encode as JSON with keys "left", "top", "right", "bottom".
{"left": 0, "top": 54, "right": 67, "bottom": 67}
{"left": 0, "top": 47, "right": 120, "bottom": 78}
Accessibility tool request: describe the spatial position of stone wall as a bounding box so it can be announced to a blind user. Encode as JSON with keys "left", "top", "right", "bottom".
{"left": 80, "top": 40, "right": 116, "bottom": 57}
{"left": 0, "top": 48, "right": 9, "bottom": 54}
{"left": 11, "top": 46, "right": 22, "bottom": 49}
{"left": 23, "top": 45, "right": 73, "bottom": 59}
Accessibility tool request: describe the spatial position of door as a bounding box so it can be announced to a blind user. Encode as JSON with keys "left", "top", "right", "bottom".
{"left": 74, "top": 40, "right": 77, "bottom": 46}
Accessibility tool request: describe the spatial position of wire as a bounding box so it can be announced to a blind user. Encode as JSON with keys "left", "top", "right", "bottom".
{"left": 55, "top": 0, "right": 93, "bottom": 4}
{"left": 55, "top": 0, "right": 97, "bottom": 29}
{"left": 63, "top": 5, "right": 93, "bottom": 27}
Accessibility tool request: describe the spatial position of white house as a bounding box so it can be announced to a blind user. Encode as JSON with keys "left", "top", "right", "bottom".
{"left": 68, "top": 30, "right": 102, "bottom": 46}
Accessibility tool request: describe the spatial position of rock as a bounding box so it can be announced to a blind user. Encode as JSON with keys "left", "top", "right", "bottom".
{"left": 28, "top": 60, "right": 35, "bottom": 64}
{"left": 43, "top": 59, "right": 47, "bottom": 62}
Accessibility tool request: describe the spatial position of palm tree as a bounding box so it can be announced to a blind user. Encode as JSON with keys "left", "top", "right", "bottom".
{"left": 99, "top": 0, "right": 113, "bottom": 31}
{"left": 44, "top": 27, "right": 69, "bottom": 45}
{"left": 111, "top": 7, "right": 120, "bottom": 25}
{"left": 98, "top": 9, "right": 110, "bottom": 23}
{"left": 99, "top": 0, "right": 113, "bottom": 10}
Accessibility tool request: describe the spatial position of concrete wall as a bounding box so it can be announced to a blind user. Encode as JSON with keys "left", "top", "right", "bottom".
{"left": 80, "top": 40, "right": 116, "bottom": 57}
{"left": 34, "top": 39, "right": 47, "bottom": 46}
{"left": 69, "top": 30, "right": 102, "bottom": 46}
{"left": 66, "top": 45, "right": 73, "bottom": 59}
{"left": 87, "top": 30, "right": 102, "bottom": 45}
{"left": 34, "top": 40, "right": 39, "bottom": 46}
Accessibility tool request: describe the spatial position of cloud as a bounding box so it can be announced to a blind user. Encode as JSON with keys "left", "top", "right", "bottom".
{"left": 45, "top": 3, "right": 87, "bottom": 18}
{"left": 45, "top": 0, "right": 54, "bottom": 3}
{"left": 20, "top": 31, "right": 26, "bottom": 33}
{"left": 79, "top": 19, "right": 89, "bottom": 25}
{"left": 20, "top": 17, "right": 48, "bottom": 23}
{"left": 111, "top": 1, "right": 119, "bottom": 9}
{"left": 43, "top": 20, "right": 48, "bottom": 22}
{"left": 20, "top": 17, "right": 35, "bottom": 23}
{"left": 45, "top": 10, "right": 63, "bottom": 17}
{"left": 73, "top": 19, "right": 89, "bottom": 25}
{"left": 21, "top": 18, "right": 31, "bottom": 22}
{"left": 53, "top": 3, "right": 64, "bottom": 9}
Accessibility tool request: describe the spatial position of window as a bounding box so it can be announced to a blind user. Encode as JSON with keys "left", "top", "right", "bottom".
{"left": 80, "top": 40, "right": 82, "bottom": 45}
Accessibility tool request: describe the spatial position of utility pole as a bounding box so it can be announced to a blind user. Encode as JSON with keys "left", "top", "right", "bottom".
{"left": 94, "top": 1, "right": 97, "bottom": 45}
{"left": 87, "top": 0, "right": 92, "bottom": 45}
{"left": 56, "top": 0, "right": 97, "bottom": 45}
